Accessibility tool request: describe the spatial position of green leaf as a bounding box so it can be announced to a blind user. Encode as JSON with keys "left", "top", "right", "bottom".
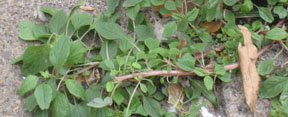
{"left": 199, "top": 32, "right": 212, "bottom": 42}
{"left": 280, "top": 87, "right": 288, "bottom": 105}
{"left": 34, "top": 84, "right": 52, "bottom": 110}
{"left": 105, "top": 0, "right": 120, "bottom": 16}
{"left": 187, "top": 7, "right": 199, "bottom": 22}
{"left": 123, "top": 0, "right": 142, "bottom": 7}
{"left": 71, "top": 12, "right": 93, "bottom": 29}
{"left": 126, "top": 4, "right": 140, "bottom": 20}
{"left": 85, "top": 88, "right": 101, "bottom": 102}
{"left": 194, "top": 68, "right": 207, "bottom": 77}
{"left": 119, "top": 36, "right": 134, "bottom": 52}
{"left": 206, "top": 0, "right": 220, "bottom": 21}
{"left": 267, "top": 0, "right": 277, "bottom": 5}
{"left": 218, "top": 73, "right": 232, "bottom": 82}
{"left": 135, "top": 105, "right": 148, "bottom": 116}
{"left": 52, "top": 92, "right": 71, "bottom": 117}
{"left": 273, "top": 6, "right": 287, "bottom": 19}
{"left": 69, "top": 0, "right": 86, "bottom": 16}
{"left": 66, "top": 40, "right": 86, "bottom": 65}
{"left": 192, "top": 43, "right": 206, "bottom": 53}
{"left": 257, "top": 7, "right": 274, "bottom": 23}
{"left": 34, "top": 110, "right": 49, "bottom": 117}
{"left": 100, "top": 40, "right": 118, "bottom": 59}
{"left": 163, "top": 21, "right": 177, "bottom": 38}
{"left": 112, "top": 88, "right": 125, "bottom": 105}
{"left": 46, "top": 78, "right": 57, "bottom": 100}
{"left": 143, "top": 97, "right": 161, "bottom": 117}
{"left": 144, "top": 38, "right": 160, "bottom": 50}
{"left": 176, "top": 53, "right": 195, "bottom": 71}
{"left": 266, "top": 28, "right": 288, "bottom": 40}
{"left": 177, "top": 19, "right": 188, "bottom": 32}
{"left": 204, "top": 76, "right": 214, "bottom": 91}
{"left": 190, "top": 79, "right": 218, "bottom": 106}
{"left": 240, "top": 0, "right": 253, "bottom": 13}
{"left": 279, "top": 0, "right": 287, "bottom": 2}
{"left": 223, "top": 0, "right": 238, "bottom": 6}
{"left": 132, "top": 62, "right": 142, "bottom": 69}
{"left": 25, "top": 94, "right": 38, "bottom": 112}
{"left": 259, "top": 76, "right": 288, "bottom": 98}
{"left": 48, "top": 10, "right": 68, "bottom": 34}
{"left": 70, "top": 105, "right": 89, "bottom": 117}
{"left": 104, "top": 60, "right": 115, "bottom": 70}
{"left": 49, "top": 35, "right": 70, "bottom": 70}
{"left": 87, "top": 97, "right": 112, "bottom": 108}
{"left": 95, "top": 22, "right": 127, "bottom": 40}
{"left": 252, "top": 20, "right": 263, "bottom": 31}
{"left": 140, "top": 83, "right": 148, "bottom": 93}
{"left": 257, "top": 59, "right": 274, "bottom": 75}
{"left": 164, "top": 0, "right": 176, "bottom": 10}
{"left": 18, "top": 19, "right": 36, "bottom": 40}
{"left": 135, "top": 25, "right": 155, "bottom": 41}
{"left": 39, "top": 71, "right": 49, "bottom": 79}
{"left": 40, "top": 6, "right": 58, "bottom": 16}
{"left": 11, "top": 55, "right": 23, "bottom": 64}
{"left": 224, "top": 10, "right": 235, "bottom": 24}
{"left": 106, "top": 81, "right": 114, "bottom": 92}
{"left": 19, "top": 75, "right": 39, "bottom": 96}
{"left": 214, "top": 64, "right": 226, "bottom": 75}
{"left": 33, "top": 24, "right": 50, "bottom": 40}
{"left": 22, "top": 45, "right": 51, "bottom": 75}
{"left": 65, "top": 79, "right": 85, "bottom": 100}
{"left": 151, "top": 0, "right": 165, "bottom": 6}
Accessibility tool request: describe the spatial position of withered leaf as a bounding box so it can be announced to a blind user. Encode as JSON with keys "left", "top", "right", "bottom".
{"left": 238, "top": 25, "right": 261, "bottom": 114}
{"left": 200, "top": 21, "right": 223, "bottom": 33}
{"left": 168, "top": 83, "right": 184, "bottom": 109}
{"left": 80, "top": 6, "right": 95, "bottom": 11}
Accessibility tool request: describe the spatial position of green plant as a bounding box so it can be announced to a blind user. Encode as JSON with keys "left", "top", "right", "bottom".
{"left": 12, "top": 0, "right": 288, "bottom": 116}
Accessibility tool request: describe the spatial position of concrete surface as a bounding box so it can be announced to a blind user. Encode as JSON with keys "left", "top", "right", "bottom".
{"left": 0, "top": 0, "right": 105, "bottom": 116}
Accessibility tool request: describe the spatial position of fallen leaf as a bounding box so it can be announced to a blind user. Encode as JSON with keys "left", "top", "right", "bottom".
{"left": 176, "top": 38, "right": 187, "bottom": 50}
{"left": 80, "top": 6, "right": 95, "bottom": 11}
{"left": 76, "top": 70, "right": 94, "bottom": 83}
{"left": 152, "top": 5, "right": 164, "bottom": 12}
{"left": 200, "top": 21, "right": 223, "bottom": 33}
{"left": 237, "top": 25, "right": 261, "bottom": 113}
{"left": 168, "top": 83, "right": 184, "bottom": 109}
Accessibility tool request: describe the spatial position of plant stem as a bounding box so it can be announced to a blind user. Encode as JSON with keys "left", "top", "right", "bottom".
{"left": 125, "top": 81, "right": 141, "bottom": 117}
{"left": 114, "top": 42, "right": 273, "bottom": 81}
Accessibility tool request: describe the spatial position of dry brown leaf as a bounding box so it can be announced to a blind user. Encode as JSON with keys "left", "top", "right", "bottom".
{"left": 176, "top": 38, "right": 187, "bottom": 50}
{"left": 200, "top": 21, "right": 223, "bottom": 33}
{"left": 80, "top": 6, "right": 95, "bottom": 11}
{"left": 238, "top": 25, "right": 261, "bottom": 114}
{"left": 168, "top": 83, "right": 184, "bottom": 108}
{"left": 152, "top": 5, "right": 164, "bottom": 12}
{"left": 76, "top": 70, "right": 94, "bottom": 83}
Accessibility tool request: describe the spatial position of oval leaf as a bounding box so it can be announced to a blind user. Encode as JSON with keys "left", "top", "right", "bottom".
{"left": 266, "top": 28, "right": 288, "bottom": 40}
{"left": 95, "top": 22, "right": 127, "bottom": 40}
{"left": 257, "top": 59, "right": 274, "bottom": 75}
{"left": 65, "top": 79, "right": 85, "bottom": 100}
{"left": 19, "top": 75, "right": 39, "bottom": 96}
{"left": 18, "top": 20, "right": 36, "bottom": 40}
{"left": 34, "top": 84, "right": 52, "bottom": 110}
{"left": 87, "top": 97, "right": 112, "bottom": 108}
{"left": 259, "top": 76, "right": 288, "bottom": 98}
{"left": 49, "top": 35, "right": 70, "bottom": 69}
{"left": 258, "top": 7, "right": 274, "bottom": 23}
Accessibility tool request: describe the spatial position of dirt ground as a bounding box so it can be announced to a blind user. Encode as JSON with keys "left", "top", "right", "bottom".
{"left": 0, "top": 0, "right": 106, "bottom": 116}
{"left": 0, "top": 0, "right": 287, "bottom": 117}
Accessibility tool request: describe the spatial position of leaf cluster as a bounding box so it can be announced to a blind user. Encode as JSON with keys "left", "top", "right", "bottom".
{"left": 13, "top": 0, "right": 288, "bottom": 116}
